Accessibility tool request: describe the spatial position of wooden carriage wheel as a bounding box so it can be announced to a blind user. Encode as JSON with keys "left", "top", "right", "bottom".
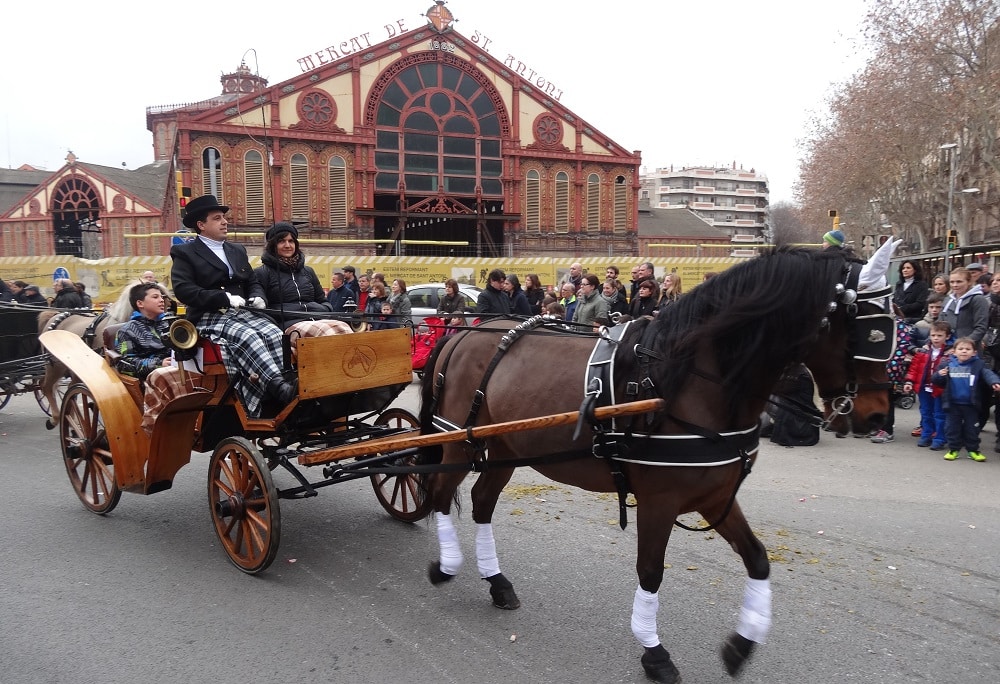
{"left": 35, "top": 377, "right": 70, "bottom": 417}
{"left": 208, "top": 437, "right": 280, "bottom": 574}
{"left": 370, "top": 408, "right": 432, "bottom": 522}
{"left": 59, "top": 384, "right": 122, "bottom": 514}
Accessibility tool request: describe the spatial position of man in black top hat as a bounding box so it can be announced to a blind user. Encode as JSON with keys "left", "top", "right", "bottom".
{"left": 169, "top": 195, "right": 296, "bottom": 416}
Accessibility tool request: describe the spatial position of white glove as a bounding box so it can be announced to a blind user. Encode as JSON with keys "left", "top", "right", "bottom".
{"left": 248, "top": 297, "right": 266, "bottom": 309}
{"left": 226, "top": 293, "right": 246, "bottom": 309}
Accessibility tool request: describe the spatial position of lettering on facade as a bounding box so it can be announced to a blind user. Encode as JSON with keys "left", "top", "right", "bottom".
{"left": 297, "top": 20, "right": 406, "bottom": 72}
{"left": 294, "top": 19, "right": 565, "bottom": 101}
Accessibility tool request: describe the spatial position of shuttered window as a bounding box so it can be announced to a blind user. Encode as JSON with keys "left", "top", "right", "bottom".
{"left": 525, "top": 170, "right": 540, "bottom": 231}
{"left": 587, "top": 173, "right": 600, "bottom": 232}
{"left": 202, "top": 147, "right": 224, "bottom": 203}
{"left": 555, "top": 172, "right": 569, "bottom": 233}
{"left": 290, "top": 153, "right": 309, "bottom": 221}
{"left": 328, "top": 156, "right": 347, "bottom": 229}
{"left": 614, "top": 175, "right": 627, "bottom": 233}
{"left": 244, "top": 150, "right": 266, "bottom": 224}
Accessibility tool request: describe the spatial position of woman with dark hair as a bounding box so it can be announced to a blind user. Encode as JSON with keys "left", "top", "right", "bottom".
{"left": 503, "top": 274, "right": 532, "bottom": 315}
{"left": 254, "top": 222, "right": 332, "bottom": 326}
{"left": 893, "top": 259, "right": 929, "bottom": 324}
{"left": 523, "top": 273, "right": 545, "bottom": 315}
{"left": 629, "top": 278, "right": 659, "bottom": 318}
{"left": 389, "top": 278, "right": 411, "bottom": 325}
{"left": 437, "top": 278, "right": 464, "bottom": 316}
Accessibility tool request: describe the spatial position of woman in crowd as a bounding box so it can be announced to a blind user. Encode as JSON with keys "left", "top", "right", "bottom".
{"left": 388, "top": 278, "right": 412, "bottom": 326}
{"left": 658, "top": 273, "right": 683, "bottom": 312}
{"left": 940, "top": 267, "right": 989, "bottom": 345}
{"left": 930, "top": 273, "right": 950, "bottom": 298}
{"left": 630, "top": 278, "right": 659, "bottom": 318}
{"left": 254, "top": 222, "right": 332, "bottom": 327}
{"left": 523, "top": 274, "right": 546, "bottom": 315}
{"left": 504, "top": 274, "right": 532, "bottom": 315}
{"left": 892, "top": 259, "right": 929, "bottom": 324}
{"left": 437, "top": 279, "right": 465, "bottom": 316}
{"left": 602, "top": 278, "right": 629, "bottom": 321}
{"left": 365, "top": 281, "right": 388, "bottom": 318}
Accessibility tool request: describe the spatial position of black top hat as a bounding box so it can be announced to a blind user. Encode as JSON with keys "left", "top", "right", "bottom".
{"left": 182, "top": 195, "right": 230, "bottom": 229}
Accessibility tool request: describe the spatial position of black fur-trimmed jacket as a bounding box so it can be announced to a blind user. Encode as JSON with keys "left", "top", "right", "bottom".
{"left": 254, "top": 251, "right": 330, "bottom": 314}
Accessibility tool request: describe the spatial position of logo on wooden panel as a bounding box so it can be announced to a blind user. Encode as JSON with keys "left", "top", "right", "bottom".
{"left": 344, "top": 345, "right": 377, "bottom": 378}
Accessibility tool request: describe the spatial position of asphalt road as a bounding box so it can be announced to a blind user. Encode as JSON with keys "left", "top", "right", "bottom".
{"left": 1, "top": 384, "right": 998, "bottom": 684}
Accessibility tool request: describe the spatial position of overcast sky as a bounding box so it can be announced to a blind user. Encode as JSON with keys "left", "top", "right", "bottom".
{"left": 0, "top": 0, "right": 871, "bottom": 204}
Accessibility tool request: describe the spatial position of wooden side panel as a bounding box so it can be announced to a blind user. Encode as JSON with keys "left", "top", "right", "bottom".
{"left": 295, "top": 327, "right": 413, "bottom": 398}
{"left": 145, "top": 391, "right": 215, "bottom": 493}
{"left": 40, "top": 330, "right": 150, "bottom": 491}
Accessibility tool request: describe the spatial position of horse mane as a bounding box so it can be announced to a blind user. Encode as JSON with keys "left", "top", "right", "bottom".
{"left": 644, "top": 247, "right": 857, "bottom": 424}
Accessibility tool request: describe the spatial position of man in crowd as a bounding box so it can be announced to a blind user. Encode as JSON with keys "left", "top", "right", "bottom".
{"left": 327, "top": 271, "right": 355, "bottom": 313}
{"left": 51, "top": 278, "right": 83, "bottom": 308}
{"left": 630, "top": 262, "right": 655, "bottom": 301}
{"left": 476, "top": 268, "right": 512, "bottom": 316}
{"left": 170, "top": 194, "right": 296, "bottom": 416}
{"left": 342, "top": 265, "right": 361, "bottom": 302}
{"left": 561, "top": 262, "right": 583, "bottom": 292}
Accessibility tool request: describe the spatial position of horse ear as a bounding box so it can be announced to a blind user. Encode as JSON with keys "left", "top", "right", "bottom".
{"left": 858, "top": 238, "right": 902, "bottom": 291}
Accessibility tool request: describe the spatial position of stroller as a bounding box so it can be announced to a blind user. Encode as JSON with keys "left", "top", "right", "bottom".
{"left": 411, "top": 316, "right": 446, "bottom": 377}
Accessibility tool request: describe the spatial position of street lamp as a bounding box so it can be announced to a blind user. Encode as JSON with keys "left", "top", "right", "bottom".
{"left": 941, "top": 143, "right": 958, "bottom": 270}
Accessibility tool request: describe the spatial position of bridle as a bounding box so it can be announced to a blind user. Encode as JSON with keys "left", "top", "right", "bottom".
{"left": 816, "top": 261, "right": 896, "bottom": 428}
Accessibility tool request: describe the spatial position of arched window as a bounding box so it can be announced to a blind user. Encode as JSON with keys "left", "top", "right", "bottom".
{"left": 614, "top": 175, "right": 627, "bottom": 233}
{"left": 555, "top": 171, "right": 569, "bottom": 233}
{"left": 587, "top": 173, "right": 601, "bottom": 232}
{"left": 202, "top": 147, "right": 224, "bottom": 202}
{"left": 328, "top": 156, "right": 348, "bottom": 229}
{"left": 51, "top": 177, "right": 100, "bottom": 258}
{"left": 290, "top": 153, "right": 309, "bottom": 222}
{"left": 525, "top": 170, "right": 540, "bottom": 232}
{"left": 244, "top": 150, "right": 266, "bottom": 224}
{"left": 374, "top": 62, "right": 503, "bottom": 198}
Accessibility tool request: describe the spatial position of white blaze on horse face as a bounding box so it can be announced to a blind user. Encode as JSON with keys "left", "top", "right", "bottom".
{"left": 436, "top": 512, "right": 464, "bottom": 576}
{"left": 736, "top": 577, "right": 772, "bottom": 644}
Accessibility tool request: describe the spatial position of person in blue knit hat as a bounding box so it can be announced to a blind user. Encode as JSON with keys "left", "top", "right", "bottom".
{"left": 823, "top": 229, "right": 846, "bottom": 249}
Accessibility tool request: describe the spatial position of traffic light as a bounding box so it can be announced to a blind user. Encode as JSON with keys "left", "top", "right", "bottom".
{"left": 828, "top": 209, "right": 839, "bottom": 231}
{"left": 947, "top": 229, "right": 958, "bottom": 249}
{"left": 175, "top": 172, "right": 191, "bottom": 212}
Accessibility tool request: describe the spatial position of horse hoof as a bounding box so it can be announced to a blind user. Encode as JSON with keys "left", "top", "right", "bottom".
{"left": 428, "top": 561, "right": 455, "bottom": 585}
{"left": 641, "top": 644, "right": 681, "bottom": 683}
{"left": 486, "top": 573, "right": 520, "bottom": 610}
{"left": 45, "top": 419, "right": 56, "bottom": 430}
{"left": 720, "top": 632, "right": 755, "bottom": 677}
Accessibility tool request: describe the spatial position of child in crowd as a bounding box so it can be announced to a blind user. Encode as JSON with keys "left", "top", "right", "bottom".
{"left": 903, "top": 321, "right": 952, "bottom": 450}
{"left": 932, "top": 336, "right": 1000, "bottom": 461}
{"left": 911, "top": 291, "right": 945, "bottom": 347}
{"left": 444, "top": 311, "right": 466, "bottom": 336}
{"left": 369, "top": 301, "right": 395, "bottom": 330}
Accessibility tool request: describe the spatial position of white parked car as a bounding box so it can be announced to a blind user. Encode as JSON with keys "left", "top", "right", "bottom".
{"left": 406, "top": 282, "right": 482, "bottom": 326}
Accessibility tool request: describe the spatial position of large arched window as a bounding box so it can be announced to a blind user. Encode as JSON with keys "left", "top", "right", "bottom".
{"left": 328, "top": 156, "right": 348, "bottom": 229}
{"left": 587, "top": 173, "right": 600, "bottom": 232}
{"left": 525, "top": 170, "right": 540, "bottom": 231}
{"left": 52, "top": 177, "right": 100, "bottom": 258}
{"left": 290, "top": 153, "right": 309, "bottom": 222}
{"left": 202, "top": 147, "right": 224, "bottom": 202}
{"left": 374, "top": 62, "right": 503, "bottom": 198}
{"left": 555, "top": 171, "right": 569, "bottom": 233}
{"left": 244, "top": 150, "right": 266, "bottom": 224}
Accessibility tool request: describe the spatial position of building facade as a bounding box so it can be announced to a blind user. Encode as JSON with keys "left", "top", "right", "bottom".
{"left": 146, "top": 4, "right": 641, "bottom": 258}
{"left": 640, "top": 166, "right": 769, "bottom": 245}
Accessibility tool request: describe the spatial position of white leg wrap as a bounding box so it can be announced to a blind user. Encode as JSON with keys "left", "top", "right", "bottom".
{"left": 436, "top": 512, "right": 464, "bottom": 576}
{"left": 475, "top": 523, "right": 501, "bottom": 578}
{"left": 736, "top": 577, "right": 772, "bottom": 644}
{"left": 630, "top": 586, "right": 661, "bottom": 648}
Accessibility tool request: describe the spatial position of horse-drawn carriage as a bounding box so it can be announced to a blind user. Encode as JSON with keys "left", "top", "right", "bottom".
{"left": 37, "top": 245, "right": 900, "bottom": 683}
{"left": 0, "top": 302, "right": 67, "bottom": 415}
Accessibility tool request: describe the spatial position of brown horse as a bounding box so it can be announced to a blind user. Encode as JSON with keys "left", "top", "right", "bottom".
{"left": 37, "top": 284, "right": 138, "bottom": 425}
{"left": 416, "top": 247, "right": 892, "bottom": 683}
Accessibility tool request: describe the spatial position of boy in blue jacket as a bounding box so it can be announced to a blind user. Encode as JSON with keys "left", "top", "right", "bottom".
{"left": 932, "top": 337, "right": 1000, "bottom": 461}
